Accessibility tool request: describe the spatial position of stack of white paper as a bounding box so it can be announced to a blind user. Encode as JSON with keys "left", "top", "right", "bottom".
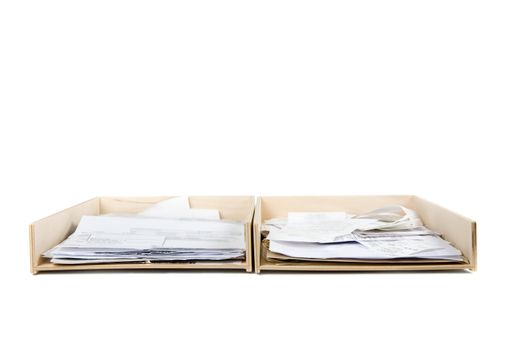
{"left": 44, "top": 197, "right": 245, "bottom": 264}
{"left": 263, "top": 206, "right": 463, "bottom": 262}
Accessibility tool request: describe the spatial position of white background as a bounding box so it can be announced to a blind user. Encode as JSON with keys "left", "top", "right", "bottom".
{"left": 1, "top": 1, "right": 506, "bottom": 349}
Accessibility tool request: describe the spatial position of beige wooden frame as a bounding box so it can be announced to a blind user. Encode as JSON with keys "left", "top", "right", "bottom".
{"left": 29, "top": 196, "right": 255, "bottom": 274}
{"left": 253, "top": 196, "right": 476, "bottom": 273}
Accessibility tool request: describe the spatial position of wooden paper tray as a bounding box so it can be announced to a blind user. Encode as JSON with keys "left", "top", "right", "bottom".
{"left": 30, "top": 196, "right": 255, "bottom": 274}
{"left": 253, "top": 196, "right": 476, "bottom": 273}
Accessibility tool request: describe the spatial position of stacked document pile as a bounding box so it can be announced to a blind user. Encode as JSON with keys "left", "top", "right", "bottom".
{"left": 262, "top": 206, "right": 463, "bottom": 262}
{"left": 44, "top": 197, "right": 245, "bottom": 264}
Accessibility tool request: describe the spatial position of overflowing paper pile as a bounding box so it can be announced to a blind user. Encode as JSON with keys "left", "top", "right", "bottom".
{"left": 44, "top": 197, "right": 245, "bottom": 264}
{"left": 263, "top": 206, "right": 463, "bottom": 262}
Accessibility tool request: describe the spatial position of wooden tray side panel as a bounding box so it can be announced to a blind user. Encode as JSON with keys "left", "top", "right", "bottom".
{"left": 99, "top": 196, "right": 172, "bottom": 214}
{"left": 245, "top": 222, "right": 253, "bottom": 272}
{"left": 410, "top": 196, "right": 476, "bottom": 270}
{"left": 253, "top": 198, "right": 262, "bottom": 273}
{"left": 30, "top": 198, "right": 100, "bottom": 274}
{"left": 260, "top": 195, "right": 414, "bottom": 221}
{"left": 99, "top": 196, "right": 254, "bottom": 222}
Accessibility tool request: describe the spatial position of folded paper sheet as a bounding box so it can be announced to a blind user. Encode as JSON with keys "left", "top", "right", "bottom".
{"left": 44, "top": 197, "right": 245, "bottom": 264}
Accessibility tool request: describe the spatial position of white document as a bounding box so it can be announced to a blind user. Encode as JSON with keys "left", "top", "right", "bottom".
{"left": 45, "top": 215, "right": 245, "bottom": 264}
{"left": 269, "top": 239, "right": 463, "bottom": 260}
{"left": 266, "top": 207, "right": 426, "bottom": 243}
{"left": 142, "top": 196, "right": 189, "bottom": 211}
{"left": 138, "top": 196, "right": 220, "bottom": 220}
{"left": 352, "top": 229, "right": 438, "bottom": 241}
{"left": 261, "top": 218, "right": 288, "bottom": 232}
{"left": 61, "top": 215, "right": 245, "bottom": 249}
{"left": 353, "top": 206, "right": 423, "bottom": 231}
{"left": 267, "top": 218, "right": 380, "bottom": 243}
{"left": 356, "top": 235, "right": 461, "bottom": 257}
